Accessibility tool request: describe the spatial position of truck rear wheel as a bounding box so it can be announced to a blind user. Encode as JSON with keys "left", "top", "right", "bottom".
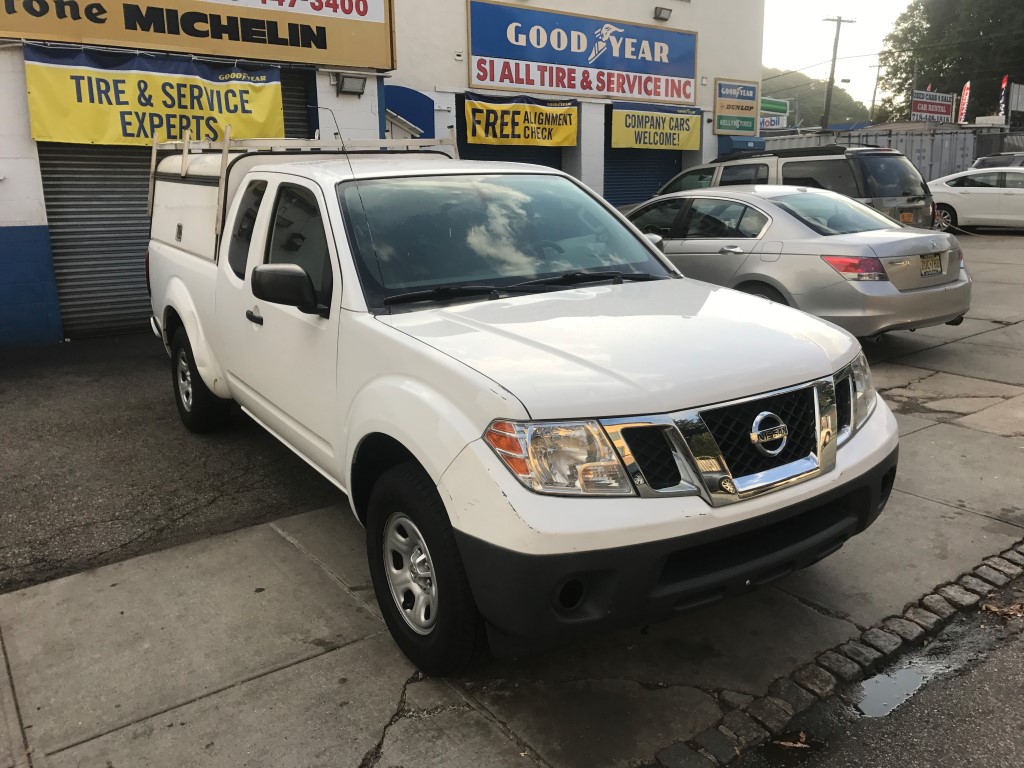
{"left": 170, "top": 328, "right": 228, "bottom": 433}
{"left": 366, "top": 462, "right": 486, "bottom": 675}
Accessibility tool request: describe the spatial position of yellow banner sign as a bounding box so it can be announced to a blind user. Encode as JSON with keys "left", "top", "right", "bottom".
{"left": 465, "top": 92, "right": 578, "bottom": 147}
{"left": 25, "top": 46, "right": 284, "bottom": 145}
{"left": 611, "top": 104, "right": 701, "bottom": 150}
{"left": 1, "top": 0, "right": 394, "bottom": 69}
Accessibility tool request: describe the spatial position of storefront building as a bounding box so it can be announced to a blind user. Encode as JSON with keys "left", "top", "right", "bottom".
{"left": 1, "top": 0, "right": 395, "bottom": 343}
{"left": 386, "top": 0, "right": 765, "bottom": 206}
{"left": 2, "top": 0, "right": 765, "bottom": 345}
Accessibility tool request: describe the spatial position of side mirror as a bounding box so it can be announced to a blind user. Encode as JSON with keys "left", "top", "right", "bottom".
{"left": 252, "top": 264, "right": 318, "bottom": 313}
{"left": 644, "top": 232, "right": 666, "bottom": 252}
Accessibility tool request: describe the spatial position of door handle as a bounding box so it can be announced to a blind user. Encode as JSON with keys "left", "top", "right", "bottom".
{"left": 245, "top": 309, "right": 264, "bottom": 325}
{"left": 719, "top": 245, "right": 745, "bottom": 255}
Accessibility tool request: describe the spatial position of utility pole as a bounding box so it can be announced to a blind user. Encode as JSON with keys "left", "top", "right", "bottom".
{"left": 869, "top": 64, "right": 883, "bottom": 122}
{"left": 821, "top": 16, "right": 856, "bottom": 129}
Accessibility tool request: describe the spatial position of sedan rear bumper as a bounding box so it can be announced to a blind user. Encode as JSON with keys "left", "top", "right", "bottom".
{"left": 797, "top": 270, "right": 972, "bottom": 337}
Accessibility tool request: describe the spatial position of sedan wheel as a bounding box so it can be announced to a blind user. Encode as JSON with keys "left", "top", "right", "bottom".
{"left": 934, "top": 205, "right": 956, "bottom": 232}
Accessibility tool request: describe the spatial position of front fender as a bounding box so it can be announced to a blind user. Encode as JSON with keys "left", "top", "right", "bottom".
{"left": 162, "top": 278, "right": 230, "bottom": 398}
{"left": 344, "top": 374, "right": 527, "bottom": 489}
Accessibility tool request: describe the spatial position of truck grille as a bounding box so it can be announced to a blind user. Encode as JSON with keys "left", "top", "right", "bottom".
{"left": 620, "top": 426, "right": 681, "bottom": 490}
{"left": 699, "top": 388, "right": 817, "bottom": 479}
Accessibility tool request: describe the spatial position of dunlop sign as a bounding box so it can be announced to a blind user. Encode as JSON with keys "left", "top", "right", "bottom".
{"left": 714, "top": 78, "right": 759, "bottom": 136}
{"left": 611, "top": 102, "right": 700, "bottom": 151}
{"left": 469, "top": 0, "right": 697, "bottom": 104}
{"left": 464, "top": 92, "right": 578, "bottom": 146}
{"left": 1, "top": 0, "right": 395, "bottom": 68}
{"left": 25, "top": 44, "right": 284, "bottom": 144}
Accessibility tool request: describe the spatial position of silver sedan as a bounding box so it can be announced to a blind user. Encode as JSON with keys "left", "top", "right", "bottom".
{"left": 625, "top": 185, "right": 972, "bottom": 338}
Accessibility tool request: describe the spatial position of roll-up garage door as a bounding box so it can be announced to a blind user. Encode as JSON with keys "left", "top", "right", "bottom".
{"left": 455, "top": 95, "right": 563, "bottom": 169}
{"left": 602, "top": 108, "right": 683, "bottom": 208}
{"left": 37, "top": 69, "right": 317, "bottom": 337}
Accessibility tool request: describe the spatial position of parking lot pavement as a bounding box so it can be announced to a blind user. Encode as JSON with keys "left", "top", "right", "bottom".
{"left": 0, "top": 233, "right": 1021, "bottom": 767}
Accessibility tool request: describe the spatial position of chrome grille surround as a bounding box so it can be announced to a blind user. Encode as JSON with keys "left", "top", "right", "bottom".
{"left": 602, "top": 377, "right": 839, "bottom": 507}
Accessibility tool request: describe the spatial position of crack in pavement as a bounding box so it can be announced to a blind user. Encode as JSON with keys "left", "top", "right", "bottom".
{"left": 769, "top": 586, "right": 867, "bottom": 632}
{"left": 357, "top": 671, "right": 423, "bottom": 768}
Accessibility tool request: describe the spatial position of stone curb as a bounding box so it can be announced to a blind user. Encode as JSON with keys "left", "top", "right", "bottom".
{"left": 676, "top": 536, "right": 1024, "bottom": 765}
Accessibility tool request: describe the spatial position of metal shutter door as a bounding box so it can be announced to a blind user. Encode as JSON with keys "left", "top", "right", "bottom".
{"left": 455, "top": 95, "right": 563, "bottom": 169}
{"left": 603, "top": 147, "right": 683, "bottom": 207}
{"left": 37, "top": 144, "right": 154, "bottom": 337}
{"left": 36, "top": 72, "right": 314, "bottom": 338}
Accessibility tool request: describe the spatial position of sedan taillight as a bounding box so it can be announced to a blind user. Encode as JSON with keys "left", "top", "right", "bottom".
{"left": 821, "top": 255, "right": 889, "bottom": 281}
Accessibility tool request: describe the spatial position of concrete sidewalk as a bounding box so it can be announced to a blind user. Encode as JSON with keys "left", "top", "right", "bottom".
{"left": 2, "top": 234, "right": 1023, "bottom": 768}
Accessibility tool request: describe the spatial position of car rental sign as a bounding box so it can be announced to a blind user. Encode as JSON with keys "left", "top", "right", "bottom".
{"left": 1, "top": 0, "right": 395, "bottom": 69}
{"left": 910, "top": 89, "right": 954, "bottom": 123}
{"left": 468, "top": 0, "right": 697, "bottom": 104}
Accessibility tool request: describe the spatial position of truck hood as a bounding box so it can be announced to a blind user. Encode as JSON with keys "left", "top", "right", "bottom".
{"left": 382, "top": 279, "right": 859, "bottom": 419}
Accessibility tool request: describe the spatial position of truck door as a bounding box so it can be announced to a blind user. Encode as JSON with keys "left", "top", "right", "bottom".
{"left": 215, "top": 176, "right": 342, "bottom": 475}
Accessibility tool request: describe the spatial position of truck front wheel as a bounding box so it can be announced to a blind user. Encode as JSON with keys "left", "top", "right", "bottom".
{"left": 170, "top": 328, "right": 228, "bottom": 433}
{"left": 366, "top": 462, "right": 487, "bottom": 675}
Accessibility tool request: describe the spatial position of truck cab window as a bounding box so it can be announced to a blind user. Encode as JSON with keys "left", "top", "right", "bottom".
{"left": 265, "top": 184, "right": 333, "bottom": 308}
{"left": 227, "top": 181, "right": 267, "bottom": 279}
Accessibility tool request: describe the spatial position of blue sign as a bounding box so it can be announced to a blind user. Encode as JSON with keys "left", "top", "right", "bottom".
{"left": 469, "top": 0, "right": 697, "bottom": 104}
{"left": 717, "top": 82, "right": 757, "bottom": 101}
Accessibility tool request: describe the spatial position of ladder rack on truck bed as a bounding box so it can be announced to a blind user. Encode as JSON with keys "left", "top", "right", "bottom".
{"left": 147, "top": 127, "right": 460, "bottom": 234}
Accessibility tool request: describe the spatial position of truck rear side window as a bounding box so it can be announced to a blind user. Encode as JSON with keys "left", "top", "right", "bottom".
{"left": 781, "top": 159, "right": 860, "bottom": 198}
{"left": 227, "top": 181, "right": 267, "bottom": 279}
{"left": 265, "top": 184, "right": 333, "bottom": 308}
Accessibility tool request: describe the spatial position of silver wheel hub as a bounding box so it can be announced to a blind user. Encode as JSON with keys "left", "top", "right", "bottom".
{"left": 383, "top": 514, "right": 438, "bottom": 635}
{"left": 176, "top": 350, "right": 193, "bottom": 412}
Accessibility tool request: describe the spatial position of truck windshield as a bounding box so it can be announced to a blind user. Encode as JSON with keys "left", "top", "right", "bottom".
{"left": 772, "top": 191, "right": 901, "bottom": 236}
{"left": 853, "top": 155, "right": 928, "bottom": 198}
{"left": 338, "top": 174, "right": 673, "bottom": 310}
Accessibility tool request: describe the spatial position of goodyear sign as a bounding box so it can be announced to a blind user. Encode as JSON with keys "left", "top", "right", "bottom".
{"left": 714, "top": 78, "right": 759, "bottom": 136}
{"left": 611, "top": 102, "right": 700, "bottom": 150}
{"left": 469, "top": 0, "right": 697, "bottom": 104}
{"left": 24, "top": 45, "right": 284, "bottom": 145}
{"left": 1, "top": 0, "right": 394, "bottom": 69}
{"left": 465, "top": 92, "right": 577, "bottom": 146}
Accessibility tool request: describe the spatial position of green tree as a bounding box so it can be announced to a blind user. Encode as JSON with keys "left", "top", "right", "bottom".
{"left": 761, "top": 67, "right": 869, "bottom": 127}
{"left": 877, "top": 0, "right": 1024, "bottom": 122}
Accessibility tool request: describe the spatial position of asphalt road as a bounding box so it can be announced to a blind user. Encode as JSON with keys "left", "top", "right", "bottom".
{"left": 0, "top": 332, "right": 341, "bottom": 593}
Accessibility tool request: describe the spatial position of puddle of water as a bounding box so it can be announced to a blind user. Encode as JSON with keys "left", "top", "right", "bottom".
{"left": 852, "top": 659, "right": 952, "bottom": 717}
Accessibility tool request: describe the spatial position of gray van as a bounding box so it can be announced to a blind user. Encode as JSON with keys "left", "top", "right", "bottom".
{"left": 650, "top": 145, "right": 934, "bottom": 229}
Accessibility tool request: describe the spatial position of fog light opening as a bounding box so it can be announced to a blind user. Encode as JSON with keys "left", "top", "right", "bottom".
{"left": 557, "top": 579, "right": 585, "bottom": 612}
{"left": 879, "top": 467, "right": 896, "bottom": 510}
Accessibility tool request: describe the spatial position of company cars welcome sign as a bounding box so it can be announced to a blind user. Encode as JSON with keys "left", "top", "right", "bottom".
{"left": 469, "top": 1, "right": 697, "bottom": 104}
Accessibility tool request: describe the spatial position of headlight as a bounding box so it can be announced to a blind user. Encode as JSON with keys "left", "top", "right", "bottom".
{"left": 850, "top": 351, "right": 877, "bottom": 428}
{"left": 484, "top": 420, "right": 634, "bottom": 496}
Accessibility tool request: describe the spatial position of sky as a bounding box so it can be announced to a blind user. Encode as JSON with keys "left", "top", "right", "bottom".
{"left": 762, "top": 0, "right": 914, "bottom": 108}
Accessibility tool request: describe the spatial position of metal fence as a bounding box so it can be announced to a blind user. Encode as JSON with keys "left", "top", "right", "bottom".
{"left": 763, "top": 129, "right": 1008, "bottom": 181}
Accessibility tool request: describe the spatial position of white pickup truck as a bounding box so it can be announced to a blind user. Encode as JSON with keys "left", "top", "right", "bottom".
{"left": 148, "top": 139, "right": 899, "bottom": 675}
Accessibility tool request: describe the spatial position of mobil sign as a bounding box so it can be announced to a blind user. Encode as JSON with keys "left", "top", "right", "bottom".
{"left": 910, "top": 89, "right": 954, "bottom": 123}
{"left": 469, "top": 0, "right": 697, "bottom": 104}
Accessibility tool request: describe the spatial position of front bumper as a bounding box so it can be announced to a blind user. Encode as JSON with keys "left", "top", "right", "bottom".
{"left": 798, "top": 270, "right": 972, "bottom": 338}
{"left": 438, "top": 397, "right": 899, "bottom": 655}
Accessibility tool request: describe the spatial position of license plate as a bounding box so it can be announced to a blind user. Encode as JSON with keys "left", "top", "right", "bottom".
{"left": 920, "top": 254, "right": 942, "bottom": 276}
{"left": 899, "top": 211, "right": 915, "bottom": 224}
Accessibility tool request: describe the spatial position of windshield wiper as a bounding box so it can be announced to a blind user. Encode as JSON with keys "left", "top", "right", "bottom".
{"left": 507, "top": 271, "right": 667, "bottom": 290}
{"left": 383, "top": 285, "right": 503, "bottom": 306}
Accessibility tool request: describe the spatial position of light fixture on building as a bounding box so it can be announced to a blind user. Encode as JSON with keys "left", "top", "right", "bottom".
{"left": 335, "top": 74, "right": 367, "bottom": 96}
{"left": 653, "top": 7, "right": 672, "bottom": 21}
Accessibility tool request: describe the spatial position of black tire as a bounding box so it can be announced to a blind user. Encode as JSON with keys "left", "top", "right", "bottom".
{"left": 366, "top": 462, "right": 487, "bottom": 675}
{"left": 170, "top": 328, "right": 228, "bottom": 433}
{"left": 935, "top": 204, "right": 958, "bottom": 232}
{"left": 738, "top": 283, "right": 788, "bottom": 305}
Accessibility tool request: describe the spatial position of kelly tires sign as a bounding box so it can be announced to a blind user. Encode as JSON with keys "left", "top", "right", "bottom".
{"left": 1, "top": 0, "right": 395, "bottom": 68}
{"left": 464, "top": 92, "right": 577, "bottom": 146}
{"left": 468, "top": 0, "right": 697, "bottom": 104}
{"left": 910, "top": 89, "right": 954, "bottom": 123}
{"left": 714, "top": 78, "right": 759, "bottom": 136}
{"left": 610, "top": 102, "right": 700, "bottom": 151}
{"left": 24, "top": 45, "right": 285, "bottom": 144}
